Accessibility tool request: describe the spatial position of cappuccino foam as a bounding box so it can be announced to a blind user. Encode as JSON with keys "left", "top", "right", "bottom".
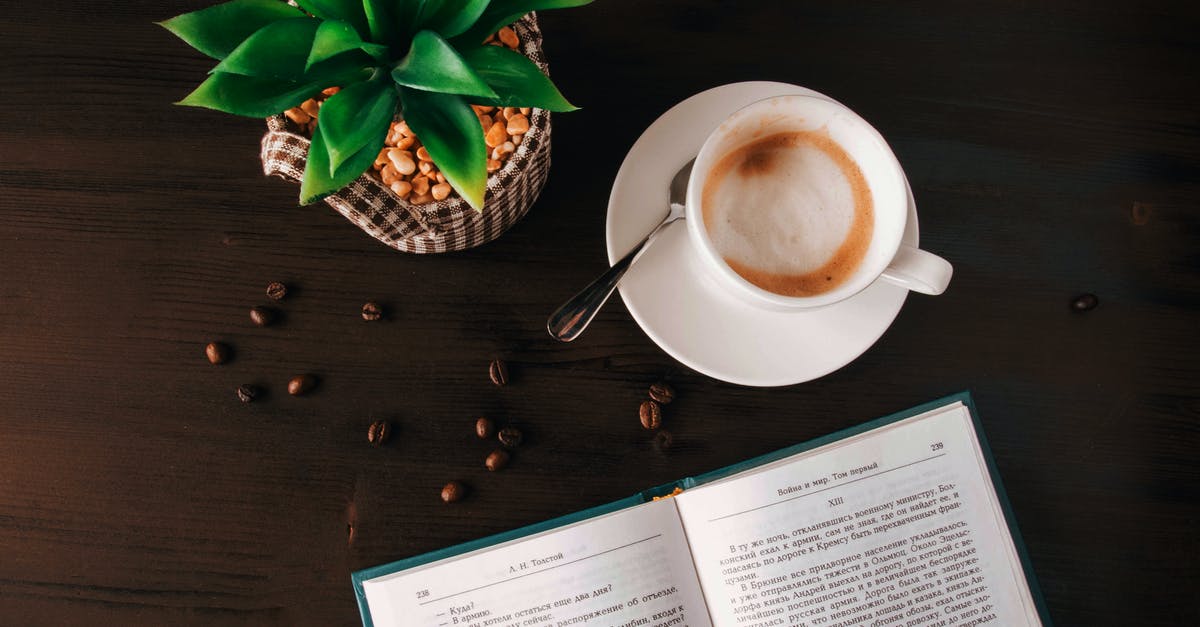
{"left": 701, "top": 130, "right": 874, "bottom": 296}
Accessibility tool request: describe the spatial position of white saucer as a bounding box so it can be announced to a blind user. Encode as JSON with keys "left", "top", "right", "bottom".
{"left": 606, "top": 81, "right": 919, "bottom": 387}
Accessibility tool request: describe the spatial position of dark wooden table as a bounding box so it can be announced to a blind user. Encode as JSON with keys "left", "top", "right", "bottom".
{"left": 2, "top": 1, "right": 1197, "bottom": 625}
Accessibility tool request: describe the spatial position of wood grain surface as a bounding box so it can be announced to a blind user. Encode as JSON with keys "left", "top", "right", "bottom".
{"left": 1, "top": 1, "right": 1197, "bottom": 625}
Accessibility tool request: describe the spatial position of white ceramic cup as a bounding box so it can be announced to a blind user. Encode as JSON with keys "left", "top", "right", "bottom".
{"left": 686, "top": 95, "right": 953, "bottom": 310}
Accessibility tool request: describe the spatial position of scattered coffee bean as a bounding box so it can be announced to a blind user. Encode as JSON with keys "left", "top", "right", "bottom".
{"left": 205, "top": 341, "right": 230, "bottom": 365}
{"left": 367, "top": 420, "right": 392, "bottom": 447}
{"left": 441, "top": 480, "right": 466, "bottom": 503}
{"left": 639, "top": 400, "right": 663, "bottom": 430}
{"left": 1071, "top": 293, "right": 1099, "bottom": 312}
{"left": 250, "top": 305, "right": 276, "bottom": 327}
{"left": 266, "top": 281, "right": 288, "bottom": 301}
{"left": 236, "top": 384, "right": 258, "bottom": 403}
{"left": 648, "top": 381, "right": 676, "bottom": 405}
{"left": 475, "top": 417, "right": 495, "bottom": 439}
{"left": 287, "top": 374, "right": 317, "bottom": 396}
{"left": 1130, "top": 201, "right": 1152, "bottom": 225}
{"left": 361, "top": 301, "right": 383, "bottom": 321}
{"left": 498, "top": 426, "right": 523, "bottom": 449}
{"left": 654, "top": 430, "right": 674, "bottom": 452}
{"left": 489, "top": 359, "right": 509, "bottom": 386}
{"left": 485, "top": 449, "right": 510, "bottom": 471}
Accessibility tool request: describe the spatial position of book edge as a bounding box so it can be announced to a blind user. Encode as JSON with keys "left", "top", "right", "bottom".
{"left": 962, "top": 393, "right": 1055, "bottom": 626}
{"left": 684, "top": 391, "right": 976, "bottom": 488}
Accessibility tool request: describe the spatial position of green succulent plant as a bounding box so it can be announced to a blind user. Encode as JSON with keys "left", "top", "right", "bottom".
{"left": 160, "top": 0, "right": 590, "bottom": 210}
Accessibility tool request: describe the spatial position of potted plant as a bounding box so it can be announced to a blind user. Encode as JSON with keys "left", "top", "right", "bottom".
{"left": 160, "top": 0, "right": 590, "bottom": 252}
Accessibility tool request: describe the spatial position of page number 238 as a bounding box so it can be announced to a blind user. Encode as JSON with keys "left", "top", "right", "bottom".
{"left": 930, "top": 442, "right": 944, "bottom": 452}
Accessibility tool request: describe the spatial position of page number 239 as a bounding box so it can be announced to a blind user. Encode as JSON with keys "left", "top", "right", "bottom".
{"left": 930, "top": 442, "right": 944, "bottom": 452}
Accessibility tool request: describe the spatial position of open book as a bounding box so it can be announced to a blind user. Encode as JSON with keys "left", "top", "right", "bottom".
{"left": 353, "top": 393, "right": 1050, "bottom": 626}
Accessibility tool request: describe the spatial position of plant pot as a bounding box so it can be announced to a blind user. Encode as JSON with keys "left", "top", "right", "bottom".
{"left": 260, "top": 14, "right": 551, "bottom": 254}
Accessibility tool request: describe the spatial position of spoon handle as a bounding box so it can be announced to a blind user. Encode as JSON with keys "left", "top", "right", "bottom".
{"left": 547, "top": 230, "right": 655, "bottom": 342}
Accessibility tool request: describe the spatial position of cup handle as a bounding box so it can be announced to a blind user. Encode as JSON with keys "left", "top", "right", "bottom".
{"left": 879, "top": 245, "right": 953, "bottom": 295}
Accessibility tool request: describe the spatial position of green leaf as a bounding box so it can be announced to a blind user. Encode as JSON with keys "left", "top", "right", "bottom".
{"left": 454, "top": 0, "right": 591, "bottom": 46}
{"left": 177, "top": 72, "right": 328, "bottom": 117}
{"left": 212, "top": 17, "right": 376, "bottom": 90}
{"left": 391, "top": 30, "right": 497, "bottom": 98}
{"left": 400, "top": 86, "right": 486, "bottom": 210}
{"left": 362, "top": 0, "right": 397, "bottom": 43}
{"left": 318, "top": 80, "right": 398, "bottom": 172}
{"left": 294, "top": 0, "right": 370, "bottom": 39}
{"left": 212, "top": 18, "right": 320, "bottom": 80}
{"left": 413, "top": 0, "right": 447, "bottom": 26}
{"left": 158, "top": 0, "right": 306, "bottom": 60}
{"left": 300, "top": 121, "right": 387, "bottom": 204}
{"left": 307, "top": 20, "right": 389, "bottom": 69}
{"left": 460, "top": 45, "right": 576, "bottom": 111}
{"left": 422, "top": 0, "right": 492, "bottom": 38}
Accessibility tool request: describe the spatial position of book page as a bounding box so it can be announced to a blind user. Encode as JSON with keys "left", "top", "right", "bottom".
{"left": 675, "top": 402, "right": 1040, "bottom": 627}
{"left": 362, "top": 498, "right": 712, "bottom": 627}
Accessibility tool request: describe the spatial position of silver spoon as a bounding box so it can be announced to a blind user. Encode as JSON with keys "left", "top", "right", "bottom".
{"left": 547, "top": 159, "right": 694, "bottom": 342}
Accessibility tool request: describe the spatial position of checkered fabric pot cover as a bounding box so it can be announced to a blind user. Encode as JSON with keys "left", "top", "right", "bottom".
{"left": 261, "top": 14, "right": 551, "bottom": 253}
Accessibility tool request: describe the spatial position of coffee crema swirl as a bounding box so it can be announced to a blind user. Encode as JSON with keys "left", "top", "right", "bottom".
{"left": 701, "top": 129, "right": 874, "bottom": 296}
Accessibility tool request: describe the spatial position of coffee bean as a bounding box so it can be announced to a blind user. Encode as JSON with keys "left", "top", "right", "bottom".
{"left": 368, "top": 420, "right": 392, "bottom": 447}
{"left": 488, "top": 359, "right": 509, "bottom": 386}
{"left": 206, "top": 341, "right": 230, "bottom": 365}
{"left": 441, "top": 480, "right": 466, "bottom": 503}
{"left": 498, "top": 426, "right": 523, "bottom": 449}
{"left": 287, "top": 374, "right": 317, "bottom": 396}
{"left": 1130, "top": 201, "right": 1152, "bottom": 225}
{"left": 266, "top": 281, "right": 288, "bottom": 301}
{"left": 475, "top": 417, "right": 495, "bottom": 439}
{"left": 654, "top": 430, "right": 674, "bottom": 452}
{"left": 648, "top": 381, "right": 676, "bottom": 405}
{"left": 361, "top": 301, "right": 383, "bottom": 321}
{"left": 485, "top": 449, "right": 510, "bottom": 471}
{"left": 250, "top": 305, "right": 276, "bottom": 327}
{"left": 639, "top": 400, "right": 663, "bottom": 430}
{"left": 236, "top": 384, "right": 258, "bottom": 403}
{"left": 1071, "top": 293, "right": 1099, "bottom": 312}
